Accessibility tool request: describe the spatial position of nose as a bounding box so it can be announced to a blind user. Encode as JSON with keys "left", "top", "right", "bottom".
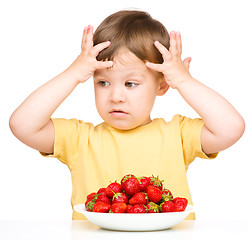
{"left": 109, "top": 86, "right": 126, "bottom": 103}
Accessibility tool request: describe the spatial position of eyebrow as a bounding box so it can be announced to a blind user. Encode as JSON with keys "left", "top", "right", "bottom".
{"left": 125, "top": 71, "right": 145, "bottom": 78}
{"left": 94, "top": 71, "right": 145, "bottom": 78}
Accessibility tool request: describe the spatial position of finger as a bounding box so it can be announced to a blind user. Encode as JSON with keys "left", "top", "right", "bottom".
{"left": 169, "top": 31, "right": 178, "bottom": 56}
{"left": 96, "top": 60, "right": 114, "bottom": 70}
{"left": 91, "top": 41, "right": 111, "bottom": 57}
{"left": 81, "top": 26, "right": 87, "bottom": 50}
{"left": 154, "top": 41, "right": 170, "bottom": 61}
{"left": 146, "top": 61, "right": 165, "bottom": 73}
{"left": 176, "top": 31, "right": 182, "bottom": 56}
{"left": 85, "top": 25, "right": 93, "bottom": 50}
{"left": 183, "top": 57, "right": 192, "bottom": 70}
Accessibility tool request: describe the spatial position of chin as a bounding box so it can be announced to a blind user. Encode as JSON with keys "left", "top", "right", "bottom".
{"left": 109, "top": 121, "right": 139, "bottom": 131}
{"left": 112, "top": 124, "right": 134, "bottom": 130}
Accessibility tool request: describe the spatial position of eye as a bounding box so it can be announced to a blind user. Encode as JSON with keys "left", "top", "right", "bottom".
{"left": 97, "top": 81, "right": 110, "bottom": 87}
{"left": 125, "top": 82, "right": 138, "bottom": 88}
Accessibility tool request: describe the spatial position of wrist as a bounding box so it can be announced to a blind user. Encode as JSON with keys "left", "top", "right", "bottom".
{"left": 65, "top": 54, "right": 94, "bottom": 84}
{"left": 175, "top": 75, "right": 196, "bottom": 91}
{"left": 61, "top": 68, "right": 81, "bottom": 86}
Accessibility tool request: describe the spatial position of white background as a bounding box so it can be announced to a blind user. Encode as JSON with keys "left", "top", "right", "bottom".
{"left": 1, "top": 0, "right": 247, "bottom": 220}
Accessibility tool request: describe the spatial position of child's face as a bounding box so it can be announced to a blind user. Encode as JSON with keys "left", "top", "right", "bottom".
{"left": 93, "top": 48, "right": 167, "bottom": 130}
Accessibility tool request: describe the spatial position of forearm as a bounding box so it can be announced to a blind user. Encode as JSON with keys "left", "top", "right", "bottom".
{"left": 177, "top": 76, "right": 245, "bottom": 138}
{"left": 10, "top": 69, "right": 78, "bottom": 134}
{"left": 147, "top": 31, "right": 245, "bottom": 153}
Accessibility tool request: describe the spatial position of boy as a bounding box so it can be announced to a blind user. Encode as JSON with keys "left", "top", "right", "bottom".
{"left": 9, "top": 10, "right": 245, "bottom": 220}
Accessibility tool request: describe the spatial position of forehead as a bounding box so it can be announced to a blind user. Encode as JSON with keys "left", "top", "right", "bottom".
{"left": 94, "top": 48, "right": 148, "bottom": 77}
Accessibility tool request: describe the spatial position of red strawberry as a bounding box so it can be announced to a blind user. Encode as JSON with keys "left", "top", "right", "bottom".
{"left": 149, "top": 175, "right": 164, "bottom": 190}
{"left": 129, "top": 192, "right": 148, "bottom": 205}
{"left": 86, "top": 192, "right": 96, "bottom": 201}
{"left": 86, "top": 198, "right": 97, "bottom": 211}
{"left": 85, "top": 199, "right": 93, "bottom": 210}
{"left": 112, "top": 192, "right": 128, "bottom": 204}
{"left": 121, "top": 175, "right": 141, "bottom": 196}
{"left": 97, "top": 188, "right": 106, "bottom": 194}
{"left": 126, "top": 204, "right": 147, "bottom": 213}
{"left": 146, "top": 185, "right": 162, "bottom": 203}
{"left": 109, "top": 203, "right": 127, "bottom": 213}
{"left": 93, "top": 201, "right": 111, "bottom": 213}
{"left": 126, "top": 204, "right": 132, "bottom": 213}
{"left": 138, "top": 176, "right": 150, "bottom": 191}
{"left": 173, "top": 197, "right": 188, "bottom": 212}
{"left": 95, "top": 193, "right": 111, "bottom": 205}
{"left": 146, "top": 202, "right": 159, "bottom": 213}
{"left": 160, "top": 201, "right": 176, "bottom": 212}
{"left": 85, "top": 193, "right": 98, "bottom": 211}
{"left": 161, "top": 189, "right": 173, "bottom": 201}
{"left": 121, "top": 174, "right": 136, "bottom": 184}
{"left": 105, "top": 182, "right": 122, "bottom": 198}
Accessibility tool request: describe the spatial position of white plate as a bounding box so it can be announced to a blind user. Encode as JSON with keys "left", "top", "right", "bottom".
{"left": 74, "top": 204, "right": 194, "bottom": 231}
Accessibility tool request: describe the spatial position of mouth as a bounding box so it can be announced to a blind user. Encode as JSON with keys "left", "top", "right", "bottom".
{"left": 109, "top": 109, "right": 128, "bottom": 117}
{"left": 110, "top": 108, "right": 128, "bottom": 113}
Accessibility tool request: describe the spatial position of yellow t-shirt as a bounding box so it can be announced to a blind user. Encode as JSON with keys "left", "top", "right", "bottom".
{"left": 41, "top": 114, "right": 218, "bottom": 220}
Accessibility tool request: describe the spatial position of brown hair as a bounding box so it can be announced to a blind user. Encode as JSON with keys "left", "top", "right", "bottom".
{"left": 93, "top": 10, "right": 170, "bottom": 64}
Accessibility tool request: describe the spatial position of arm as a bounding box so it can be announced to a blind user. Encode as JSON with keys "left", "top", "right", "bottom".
{"left": 146, "top": 31, "right": 245, "bottom": 155}
{"left": 9, "top": 25, "right": 113, "bottom": 154}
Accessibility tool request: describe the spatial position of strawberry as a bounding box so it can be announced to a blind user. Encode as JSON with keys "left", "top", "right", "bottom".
{"left": 126, "top": 204, "right": 132, "bottom": 213}
{"left": 146, "top": 185, "right": 162, "bottom": 203}
{"left": 84, "top": 174, "right": 188, "bottom": 214}
{"left": 129, "top": 192, "right": 148, "bottom": 205}
{"left": 109, "top": 203, "right": 127, "bottom": 213}
{"left": 160, "top": 201, "right": 176, "bottom": 212}
{"left": 121, "top": 174, "right": 136, "bottom": 184}
{"left": 85, "top": 199, "right": 93, "bottom": 210}
{"left": 86, "top": 192, "right": 96, "bottom": 201}
{"left": 85, "top": 193, "right": 98, "bottom": 211}
{"left": 149, "top": 175, "right": 164, "bottom": 190}
{"left": 105, "top": 182, "right": 122, "bottom": 198}
{"left": 86, "top": 192, "right": 111, "bottom": 211}
{"left": 161, "top": 189, "right": 173, "bottom": 201}
{"left": 126, "top": 204, "right": 147, "bottom": 213}
{"left": 112, "top": 192, "right": 128, "bottom": 204}
{"left": 93, "top": 201, "right": 111, "bottom": 213}
{"left": 97, "top": 188, "right": 106, "bottom": 194}
{"left": 146, "top": 202, "right": 159, "bottom": 213}
{"left": 121, "top": 175, "right": 141, "bottom": 196}
{"left": 86, "top": 197, "right": 97, "bottom": 211}
{"left": 95, "top": 193, "right": 111, "bottom": 205}
{"left": 138, "top": 176, "right": 150, "bottom": 191}
{"left": 173, "top": 197, "right": 188, "bottom": 212}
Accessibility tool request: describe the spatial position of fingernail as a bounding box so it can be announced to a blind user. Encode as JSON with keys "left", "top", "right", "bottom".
{"left": 87, "top": 25, "right": 92, "bottom": 32}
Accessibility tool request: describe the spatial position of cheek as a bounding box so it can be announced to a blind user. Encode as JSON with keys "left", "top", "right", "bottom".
{"left": 133, "top": 88, "right": 157, "bottom": 112}
{"left": 94, "top": 89, "right": 106, "bottom": 111}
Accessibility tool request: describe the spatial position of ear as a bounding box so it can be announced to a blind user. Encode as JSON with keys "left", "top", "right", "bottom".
{"left": 157, "top": 79, "right": 169, "bottom": 96}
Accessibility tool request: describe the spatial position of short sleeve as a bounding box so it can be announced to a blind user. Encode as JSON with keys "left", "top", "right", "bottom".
{"left": 40, "top": 118, "right": 92, "bottom": 168}
{"left": 178, "top": 115, "right": 218, "bottom": 167}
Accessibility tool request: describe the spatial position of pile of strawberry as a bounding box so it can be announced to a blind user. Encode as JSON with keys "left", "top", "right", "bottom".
{"left": 85, "top": 174, "right": 188, "bottom": 213}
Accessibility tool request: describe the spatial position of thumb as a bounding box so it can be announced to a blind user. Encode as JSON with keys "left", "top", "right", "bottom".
{"left": 183, "top": 57, "right": 192, "bottom": 70}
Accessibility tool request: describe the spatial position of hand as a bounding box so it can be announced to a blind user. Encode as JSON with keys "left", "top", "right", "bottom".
{"left": 66, "top": 25, "right": 113, "bottom": 84}
{"left": 146, "top": 31, "right": 192, "bottom": 89}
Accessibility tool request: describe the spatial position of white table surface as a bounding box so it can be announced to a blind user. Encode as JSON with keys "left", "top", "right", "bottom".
{"left": 0, "top": 220, "right": 248, "bottom": 240}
